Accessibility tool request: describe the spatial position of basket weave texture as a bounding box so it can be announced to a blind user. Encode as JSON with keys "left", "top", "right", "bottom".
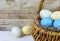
{"left": 32, "top": 0, "right": 60, "bottom": 41}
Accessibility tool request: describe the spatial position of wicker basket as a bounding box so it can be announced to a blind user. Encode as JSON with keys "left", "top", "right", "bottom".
{"left": 32, "top": 0, "right": 60, "bottom": 41}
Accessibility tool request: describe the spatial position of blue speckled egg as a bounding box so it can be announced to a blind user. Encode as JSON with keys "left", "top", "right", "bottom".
{"left": 53, "top": 19, "right": 60, "bottom": 30}
{"left": 40, "top": 17, "right": 53, "bottom": 28}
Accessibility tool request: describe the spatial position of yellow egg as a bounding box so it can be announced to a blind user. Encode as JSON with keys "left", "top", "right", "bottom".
{"left": 22, "top": 25, "right": 32, "bottom": 35}
{"left": 51, "top": 11, "right": 60, "bottom": 20}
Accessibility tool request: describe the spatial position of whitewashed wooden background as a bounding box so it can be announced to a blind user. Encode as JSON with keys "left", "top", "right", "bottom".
{"left": 0, "top": 0, "right": 59, "bottom": 18}
{"left": 0, "top": 19, "right": 33, "bottom": 31}
{"left": 0, "top": 0, "right": 40, "bottom": 30}
{"left": 0, "top": 0, "right": 60, "bottom": 30}
{"left": 0, "top": 0, "right": 40, "bottom": 19}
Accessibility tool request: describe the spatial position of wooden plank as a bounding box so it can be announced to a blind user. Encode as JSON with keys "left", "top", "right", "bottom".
{"left": 43, "top": 0, "right": 60, "bottom": 11}
{"left": 0, "top": 10, "right": 36, "bottom": 19}
{"left": 0, "top": 19, "right": 33, "bottom": 31}
{"left": 0, "top": 0, "right": 40, "bottom": 19}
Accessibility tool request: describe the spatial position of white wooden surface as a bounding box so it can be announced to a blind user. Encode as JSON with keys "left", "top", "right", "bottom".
{"left": 0, "top": 19, "right": 33, "bottom": 31}
{"left": 0, "top": 0, "right": 40, "bottom": 19}
{"left": 0, "top": 31, "right": 34, "bottom": 41}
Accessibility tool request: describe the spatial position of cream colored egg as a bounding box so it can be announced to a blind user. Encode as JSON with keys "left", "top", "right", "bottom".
{"left": 51, "top": 11, "right": 60, "bottom": 20}
{"left": 22, "top": 25, "right": 32, "bottom": 35}
{"left": 11, "top": 26, "right": 22, "bottom": 37}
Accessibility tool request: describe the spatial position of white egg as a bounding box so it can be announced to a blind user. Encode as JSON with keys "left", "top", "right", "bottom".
{"left": 40, "top": 9, "right": 52, "bottom": 18}
{"left": 11, "top": 26, "right": 22, "bottom": 37}
{"left": 22, "top": 25, "right": 32, "bottom": 35}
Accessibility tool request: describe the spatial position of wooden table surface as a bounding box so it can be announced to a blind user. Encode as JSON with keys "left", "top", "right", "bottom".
{"left": 0, "top": 31, "right": 34, "bottom": 41}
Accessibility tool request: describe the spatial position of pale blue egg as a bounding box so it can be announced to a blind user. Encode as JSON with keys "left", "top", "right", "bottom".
{"left": 40, "top": 17, "right": 53, "bottom": 28}
{"left": 40, "top": 9, "right": 52, "bottom": 18}
{"left": 53, "top": 19, "right": 60, "bottom": 30}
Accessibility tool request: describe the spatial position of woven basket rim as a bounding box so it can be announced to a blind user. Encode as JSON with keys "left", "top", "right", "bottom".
{"left": 34, "top": 22, "right": 60, "bottom": 36}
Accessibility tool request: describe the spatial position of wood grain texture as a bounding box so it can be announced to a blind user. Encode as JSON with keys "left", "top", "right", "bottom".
{"left": 0, "top": 19, "right": 33, "bottom": 31}
{"left": 0, "top": 0, "right": 60, "bottom": 19}
{"left": 0, "top": 10, "right": 36, "bottom": 19}
{"left": 0, "top": 0, "right": 40, "bottom": 19}
{"left": 42, "top": 0, "right": 60, "bottom": 11}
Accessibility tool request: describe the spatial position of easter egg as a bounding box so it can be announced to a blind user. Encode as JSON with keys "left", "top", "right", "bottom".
{"left": 22, "top": 25, "right": 32, "bottom": 35}
{"left": 11, "top": 26, "right": 22, "bottom": 37}
{"left": 53, "top": 19, "right": 60, "bottom": 30}
{"left": 40, "top": 17, "right": 53, "bottom": 28}
{"left": 40, "top": 9, "right": 52, "bottom": 18}
{"left": 51, "top": 11, "right": 60, "bottom": 20}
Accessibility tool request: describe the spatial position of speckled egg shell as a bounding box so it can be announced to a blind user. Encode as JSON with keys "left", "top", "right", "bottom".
{"left": 40, "top": 17, "right": 53, "bottom": 28}
{"left": 22, "top": 25, "right": 32, "bottom": 35}
{"left": 53, "top": 19, "right": 60, "bottom": 30}
{"left": 11, "top": 26, "right": 22, "bottom": 37}
{"left": 40, "top": 9, "right": 52, "bottom": 18}
{"left": 51, "top": 11, "right": 60, "bottom": 20}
